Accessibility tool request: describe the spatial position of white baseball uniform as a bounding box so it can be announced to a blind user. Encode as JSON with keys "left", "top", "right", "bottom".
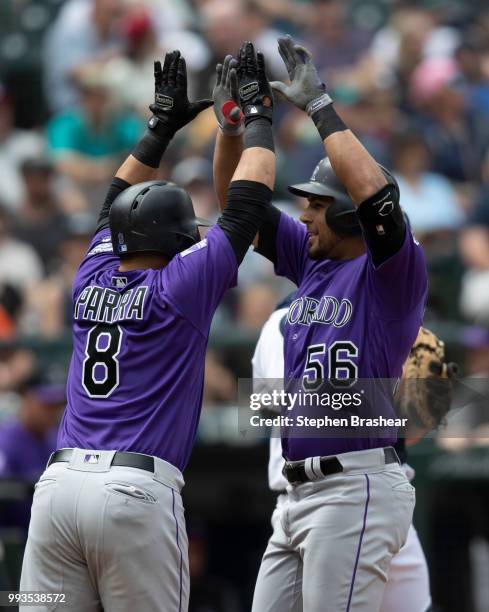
{"left": 252, "top": 306, "right": 431, "bottom": 612}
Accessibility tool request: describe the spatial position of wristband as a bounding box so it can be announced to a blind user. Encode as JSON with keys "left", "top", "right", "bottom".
{"left": 311, "top": 104, "right": 348, "bottom": 141}
{"left": 306, "top": 93, "right": 333, "bottom": 116}
{"left": 243, "top": 118, "right": 274, "bottom": 152}
{"left": 132, "top": 116, "right": 172, "bottom": 168}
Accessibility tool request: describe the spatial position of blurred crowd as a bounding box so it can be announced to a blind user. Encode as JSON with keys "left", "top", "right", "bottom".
{"left": 0, "top": 0, "right": 487, "bottom": 392}
{"left": 0, "top": 0, "right": 488, "bottom": 606}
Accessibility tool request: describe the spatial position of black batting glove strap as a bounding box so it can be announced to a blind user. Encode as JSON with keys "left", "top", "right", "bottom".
{"left": 243, "top": 118, "right": 275, "bottom": 152}
{"left": 149, "top": 50, "right": 213, "bottom": 138}
{"left": 236, "top": 42, "right": 273, "bottom": 125}
{"left": 312, "top": 104, "right": 348, "bottom": 141}
{"left": 132, "top": 126, "right": 171, "bottom": 168}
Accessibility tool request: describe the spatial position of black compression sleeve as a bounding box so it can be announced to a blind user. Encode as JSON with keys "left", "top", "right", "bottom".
{"left": 255, "top": 205, "right": 281, "bottom": 263}
{"left": 97, "top": 177, "right": 131, "bottom": 232}
{"left": 243, "top": 118, "right": 275, "bottom": 152}
{"left": 217, "top": 180, "right": 273, "bottom": 264}
{"left": 357, "top": 183, "right": 406, "bottom": 267}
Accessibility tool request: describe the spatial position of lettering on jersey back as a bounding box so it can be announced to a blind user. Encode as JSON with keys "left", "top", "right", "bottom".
{"left": 287, "top": 296, "right": 353, "bottom": 328}
{"left": 74, "top": 286, "right": 148, "bottom": 323}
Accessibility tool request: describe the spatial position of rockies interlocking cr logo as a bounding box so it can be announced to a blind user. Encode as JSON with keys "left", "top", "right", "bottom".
{"left": 240, "top": 82, "right": 259, "bottom": 101}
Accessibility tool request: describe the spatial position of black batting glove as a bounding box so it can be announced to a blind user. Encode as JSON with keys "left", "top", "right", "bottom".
{"left": 148, "top": 50, "right": 213, "bottom": 139}
{"left": 235, "top": 42, "right": 273, "bottom": 125}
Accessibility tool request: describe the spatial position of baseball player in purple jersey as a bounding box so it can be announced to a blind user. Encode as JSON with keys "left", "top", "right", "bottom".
{"left": 213, "top": 37, "right": 428, "bottom": 611}
{"left": 19, "top": 46, "right": 276, "bottom": 612}
{"left": 252, "top": 299, "right": 432, "bottom": 612}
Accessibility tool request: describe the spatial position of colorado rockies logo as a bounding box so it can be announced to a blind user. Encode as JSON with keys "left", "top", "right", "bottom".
{"left": 155, "top": 93, "right": 174, "bottom": 109}
{"left": 240, "top": 81, "right": 259, "bottom": 101}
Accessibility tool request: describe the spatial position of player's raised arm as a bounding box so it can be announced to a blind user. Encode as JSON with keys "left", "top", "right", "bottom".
{"left": 272, "top": 35, "right": 409, "bottom": 267}
{"left": 271, "top": 35, "right": 386, "bottom": 203}
{"left": 96, "top": 50, "right": 212, "bottom": 232}
{"left": 212, "top": 55, "right": 244, "bottom": 210}
{"left": 214, "top": 42, "right": 276, "bottom": 264}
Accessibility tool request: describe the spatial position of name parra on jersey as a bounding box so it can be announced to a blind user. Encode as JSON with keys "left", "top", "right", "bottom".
{"left": 287, "top": 295, "right": 353, "bottom": 328}
{"left": 74, "top": 285, "right": 148, "bottom": 323}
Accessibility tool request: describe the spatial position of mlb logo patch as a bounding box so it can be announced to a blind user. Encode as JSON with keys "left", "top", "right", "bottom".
{"left": 84, "top": 454, "right": 100, "bottom": 464}
{"left": 112, "top": 276, "right": 127, "bottom": 289}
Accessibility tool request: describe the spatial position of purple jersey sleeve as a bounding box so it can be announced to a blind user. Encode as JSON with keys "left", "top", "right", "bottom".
{"left": 367, "top": 227, "right": 428, "bottom": 318}
{"left": 73, "top": 229, "right": 119, "bottom": 300}
{"left": 162, "top": 225, "right": 238, "bottom": 334}
{"left": 274, "top": 212, "right": 310, "bottom": 285}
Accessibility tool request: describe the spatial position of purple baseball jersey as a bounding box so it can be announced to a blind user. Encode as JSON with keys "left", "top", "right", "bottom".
{"left": 57, "top": 226, "right": 237, "bottom": 471}
{"left": 275, "top": 213, "right": 428, "bottom": 461}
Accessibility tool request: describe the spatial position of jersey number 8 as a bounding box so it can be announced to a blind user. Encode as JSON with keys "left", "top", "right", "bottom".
{"left": 82, "top": 324, "right": 123, "bottom": 398}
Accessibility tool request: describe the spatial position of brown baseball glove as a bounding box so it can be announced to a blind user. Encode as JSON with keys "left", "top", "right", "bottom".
{"left": 396, "top": 327, "right": 458, "bottom": 430}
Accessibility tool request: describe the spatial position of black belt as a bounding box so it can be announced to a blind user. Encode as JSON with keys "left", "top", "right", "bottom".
{"left": 48, "top": 449, "right": 155, "bottom": 473}
{"left": 282, "top": 447, "right": 399, "bottom": 485}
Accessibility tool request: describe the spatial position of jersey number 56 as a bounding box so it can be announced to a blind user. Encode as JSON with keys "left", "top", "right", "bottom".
{"left": 303, "top": 341, "right": 358, "bottom": 391}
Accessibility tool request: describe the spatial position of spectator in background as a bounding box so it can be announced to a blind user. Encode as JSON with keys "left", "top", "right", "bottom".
{"left": 411, "top": 57, "right": 489, "bottom": 183}
{"left": 103, "top": 6, "right": 163, "bottom": 116}
{"left": 392, "top": 130, "right": 464, "bottom": 240}
{"left": 0, "top": 206, "right": 43, "bottom": 295}
{"left": 455, "top": 34, "right": 489, "bottom": 117}
{"left": 203, "top": 350, "right": 235, "bottom": 407}
{"left": 47, "top": 71, "right": 142, "bottom": 207}
{"left": 0, "top": 379, "right": 63, "bottom": 482}
{"left": 371, "top": 6, "right": 459, "bottom": 94}
{"left": 198, "top": 0, "right": 285, "bottom": 97}
{"left": 43, "top": 0, "right": 125, "bottom": 112}
{"left": 0, "top": 289, "right": 35, "bottom": 391}
{"left": 0, "top": 85, "right": 44, "bottom": 210}
{"left": 0, "top": 285, "right": 23, "bottom": 342}
{"left": 0, "top": 377, "right": 64, "bottom": 530}
{"left": 171, "top": 157, "right": 218, "bottom": 222}
{"left": 459, "top": 155, "right": 489, "bottom": 326}
{"left": 25, "top": 214, "right": 95, "bottom": 339}
{"left": 13, "top": 159, "right": 68, "bottom": 272}
{"left": 236, "top": 284, "right": 278, "bottom": 334}
{"left": 304, "top": 0, "right": 371, "bottom": 78}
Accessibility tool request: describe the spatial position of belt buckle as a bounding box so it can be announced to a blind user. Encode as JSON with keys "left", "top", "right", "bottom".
{"left": 283, "top": 461, "right": 303, "bottom": 486}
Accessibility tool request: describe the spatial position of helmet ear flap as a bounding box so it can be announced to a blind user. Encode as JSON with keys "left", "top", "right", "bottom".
{"left": 325, "top": 201, "right": 362, "bottom": 238}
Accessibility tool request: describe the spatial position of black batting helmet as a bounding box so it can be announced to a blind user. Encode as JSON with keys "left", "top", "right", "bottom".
{"left": 109, "top": 181, "right": 212, "bottom": 259}
{"left": 288, "top": 158, "right": 399, "bottom": 238}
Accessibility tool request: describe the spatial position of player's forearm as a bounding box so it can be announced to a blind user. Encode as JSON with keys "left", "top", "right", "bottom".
{"left": 213, "top": 130, "right": 243, "bottom": 210}
{"left": 232, "top": 119, "right": 276, "bottom": 190}
{"left": 315, "top": 109, "right": 386, "bottom": 205}
{"left": 98, "top": 123, "right": 171, "bottom": 228}
{"left": 115, "top": 119, "right": 173, "bottom": 184}
{"left": 115, "top": 155, "right": 159, "bottom": 185}
{"left": 232, "top": 148, "right": 275, "bottom": 189}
